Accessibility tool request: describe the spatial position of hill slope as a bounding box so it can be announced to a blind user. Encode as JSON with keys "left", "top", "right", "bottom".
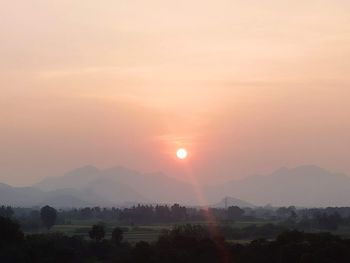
{"left": 5, "top": 165, "right": 347, "bottom": 207}
{"left": 207, "top": 165, "right": 350, "bottom": 207}
{"left": 212, "top": 196, "right": 255, "bottom": 208}
{"left": 35, "top": 166, "right": 201, "bottom": 205}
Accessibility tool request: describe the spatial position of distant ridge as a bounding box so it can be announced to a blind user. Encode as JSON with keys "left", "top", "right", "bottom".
{"left": 207, "top": 165, "right": 350, "bottom": 207}
{"left": 212, "top": 196, "right": 255, "bottom": 208}
{"left": 1, "top": 165, "right": 350, "bottom": 207}
{"left": 35, "top": 165, "right": 102, "bottom": 191}
{"left": 34, "top": 165, "right": 200, "bottom": 205}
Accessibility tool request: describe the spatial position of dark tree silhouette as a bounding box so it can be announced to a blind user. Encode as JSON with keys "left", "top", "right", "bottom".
{"left": 155, "top": 205, "right": 171, "bottom": 222}
{"left": 132, "top": 241, "right": 154, "bottom": 263}
{"left": 0, "top": 216, "right": 24, "bottom": 245}
{"left": 0, "top": 206, "right": 14, "bottom": 218}
{"left": 315, "top": 212, "right": 342, "bottom": 230}
{"left": 171, "top": 204, "right": 187, "bottom": 221}
{"left": 111, "top": 227, "right": 124, "bottom": 245}
{"left": 40, "top": 205, "right": 57, "bottom": 230}
{"left": 89, "top": 224, "right": 105, "bottom": 242}
{"left": 227, "top": 206, "right": 244, "bottom": 220}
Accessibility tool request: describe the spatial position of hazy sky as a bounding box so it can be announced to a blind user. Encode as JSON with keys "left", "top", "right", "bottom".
{"left": 1, "top": 0, "right": 350, "bottom": 186}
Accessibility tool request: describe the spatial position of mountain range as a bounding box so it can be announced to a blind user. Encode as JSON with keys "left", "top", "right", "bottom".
{"left": 1, "top": 165, "right": 350, "bottom": 207}
{"left": 207, "top": 165, "right": 350, "bottom": 207}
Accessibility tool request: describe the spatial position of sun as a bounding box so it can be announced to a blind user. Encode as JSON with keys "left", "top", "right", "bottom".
{"left": 176, "top": 148, "right": 188, "bottom": 160}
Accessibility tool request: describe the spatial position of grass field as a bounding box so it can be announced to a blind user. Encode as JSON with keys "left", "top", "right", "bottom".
{"left": 48, "top": 219, "right": 270, "bottom": 243}
{"left": 31, "top": 219, "right": 350, "bottom": 243}
{"left": 51, "top": 223, "right": 167, "bottom": 243}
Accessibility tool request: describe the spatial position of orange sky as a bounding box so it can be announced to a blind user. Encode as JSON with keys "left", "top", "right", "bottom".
{"left": 1, "top": 0, "right": 350, "bottom": 185}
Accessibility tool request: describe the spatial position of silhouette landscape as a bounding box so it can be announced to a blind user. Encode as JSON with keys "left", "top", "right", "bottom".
{"left": 2, "top": 165, "right": 350, "bottom": 208}
{"left": 1, "top": 1, "right": 350, "bottom": 262}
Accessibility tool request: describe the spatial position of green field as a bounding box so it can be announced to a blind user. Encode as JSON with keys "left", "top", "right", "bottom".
{"left": 52, "top": 225, "right": 164, "bottom": 243}
{"left": 46, "top": 219, "right": 269, "bottom": 243}
{"left": 28, "top": 219, "right": 350, "bottom": 243}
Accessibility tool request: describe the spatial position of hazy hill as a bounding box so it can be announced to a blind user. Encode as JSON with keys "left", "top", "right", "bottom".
{"left": 35, "top": 166, "right": 148, "bottom": 204}
{"left": 208, "top": 165, "right": 350, "bottom": 207}
{"left": 0, "top": 183, "right": 44, "bottom": 207}
{"left": 212, "top": 196, "right": 255, "bottom": 208}
{"left": 102, "top": 167, "right": 199, "bottom": 204}
{"left": 34, "top": 165, "right": 102, "bottom": 190}
{"left": 3, "top": 165, "right": 348, "bottom": 208}
{"left": 35, "top": 166, "right": 200, "bottom": 205}
{"left": 1, "top": 165, "right": 204, "bottom": 207}
{"left": 84, "top": 177, "right": 147, "bottom": 204}
{"left": 0, "top": 183, "right": 109, "bottom": 207}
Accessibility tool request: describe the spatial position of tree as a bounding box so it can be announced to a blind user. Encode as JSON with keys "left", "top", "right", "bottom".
{"left": 89, "top": 224, "right": 105, "bottom": 242}
{"left": 40, "top": 205, "right": 57, "bottom": 230}
{"left": 0, "top": 216, "right": 24, "bottom": 245}
{"left": 0, "top": 206, "right": 14, "bottom": 218}
{"left": 315, "top": 212, "right": 342, "bottom": 231}
{"left": 111, "top": 227, "right": 124, "bottom": 245}
{"left": 155, "top": 205, "right": 170, "bottom": 222}
{"left": 171, "top": 204, "right": 187, "bottom": 221}
{"left": 132, "top": 241, "right": 153, "bottom": 263}
{"left": 227, "top": 206, "right": 244, "bottom": 220}
{"left": 276, "top": 207, "right": 290, "bottom": 218}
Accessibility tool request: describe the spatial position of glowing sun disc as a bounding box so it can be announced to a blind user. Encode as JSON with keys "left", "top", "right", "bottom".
{"left": 176, "top": 148, "right": 188, "bottom": 160}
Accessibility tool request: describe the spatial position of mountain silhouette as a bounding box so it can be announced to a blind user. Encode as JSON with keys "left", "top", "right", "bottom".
{"left": 213, "top": 196, "right": 255, "bottom": 208}
{"left": 207, "top": 165, "right": 350, "bottom": 207}
{"left": 2, "top": 165, "right": 348, "bottom": 207}
{"left": 34, "top": 166, "right": 200, "bottom": 205}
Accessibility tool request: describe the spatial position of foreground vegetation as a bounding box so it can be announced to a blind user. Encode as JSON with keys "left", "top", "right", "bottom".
{"left": 3, "top": 204, "right": 350, "bottom": 261}
{"left": 1, "top": 214, "right": 350, "bottom": 263}
{"left": 7, "top": 204, "right": 350, "bottom": 241}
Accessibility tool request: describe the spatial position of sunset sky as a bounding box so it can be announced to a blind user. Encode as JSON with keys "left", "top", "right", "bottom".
{"left": 1, "top": 0, "right": 350, "bottom": 186}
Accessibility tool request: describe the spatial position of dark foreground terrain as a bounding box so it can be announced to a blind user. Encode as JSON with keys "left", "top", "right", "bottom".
{"left": 1, "top": 214, "right": 350, "bottom": 263}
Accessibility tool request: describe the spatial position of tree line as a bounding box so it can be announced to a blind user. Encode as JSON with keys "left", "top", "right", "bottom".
{"left": 1, "top": 215, "right": 350, "bottom": 263}
{"left": 8, "top": 204, "right": 247, "bottom": 231}
{"left": 3, "top": 204, "right": 350, "bottom": 233}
